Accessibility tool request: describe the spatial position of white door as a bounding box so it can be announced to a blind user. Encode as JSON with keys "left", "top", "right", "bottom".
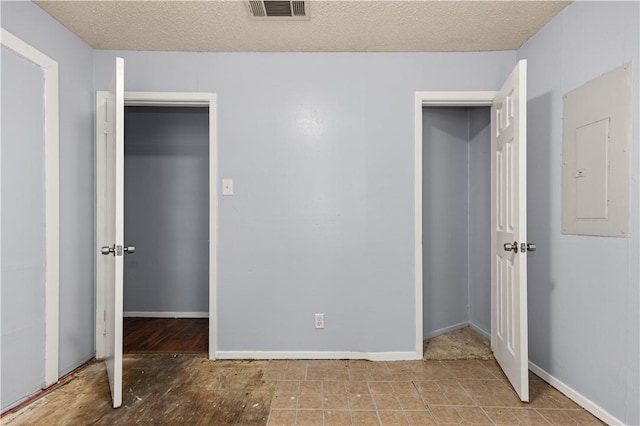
{"left": 491, "top": 59, "right": 530, "bottom": 402}
{"left": 102, "top": 57, "right": 125, "bottom": 408}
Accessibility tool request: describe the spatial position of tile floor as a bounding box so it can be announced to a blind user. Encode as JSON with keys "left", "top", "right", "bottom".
{"left": 262, "top": 359, "right": 604, "bottom": 425}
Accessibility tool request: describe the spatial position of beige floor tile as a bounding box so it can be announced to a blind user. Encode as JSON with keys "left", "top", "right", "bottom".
{"left": 537, "top": 408, "right": 605, "bottom": 425}
{"left": 391, "top": 382, "right": 418, "bottom": 395}
{"left": 299, "top": 381, "right": 322, "bottom": 394}
{"left": 372, "top": 394, "right": 402, "bottom": 410}
{"left": 263, "top": 370, "right": 287, "bottom": 381}
{"left": 368, "top": 382, "right": 395, "bottom": 395}
{"left": 272, "top": 394, "right": 298, "bottom": 409}
{"left": 417, "top": 389, "right": 450, "bottom": 405}
{"left": 307, "top": 368, "right": 327, "bottom": 381}
{"left": 267, "top": 409, "right": 296, "bottom": 426}
{"left": 350, "top": 410, "right": 381, "bottom": 426}
{"left": 267, "top": 360, "right": 291, "bottom": 370}
{"left": 324, "top": 381, "right": 349, "bottom": 395}
{"left": 283, "top": 369, "right": 307, "bottom": 381}
{"left": 397, "top": 394, "right": 428, "bottom": 410}
{"left": 296, "top": 410, "right": 324, "bottom": 426}
{"left": 297, "top": 393, "right": 323, "bottom": 409}
{"left": 483, "top": 407, "right": 550, "bottom": 425}
{"left": 529, "top": 382, "right": 582, "bottom": 409}
{"left": 378, "top": 410, "right": 409, "bottom": 425}
{"left": 347, "top": 382, "right": 370, "bottom": 395}
{"left": 349, "top": 371, "right": 374, "bottom": 381}
{"left": 456, "top": 406, "right": 493, "bottom": 424}
{"left": 324, "top": 394, "right": 350, "bottom": 410}
{"left": 325, "top": 410, "right": 353, "bottom": 426}
{"left": 405, "top": 410, "right": 438, "bottom": 426}
{"left": 429, "top": 405, "right": 464, "bottom": 423}
{"left": 348, "top": 394, "right": 376, "bottom": 410}
{"left": 275, "top": 381, "right": 300, "bottom": 395}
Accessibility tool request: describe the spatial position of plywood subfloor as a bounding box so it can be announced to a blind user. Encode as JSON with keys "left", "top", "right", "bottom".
{"left": 124, "top": 317, "right": 208, "bottom": 353}
{"left": 423, "top": 326, "right": 493, "bottom": 360}
{"left": 2, "top": 354, "right": 274, "bottom": 425}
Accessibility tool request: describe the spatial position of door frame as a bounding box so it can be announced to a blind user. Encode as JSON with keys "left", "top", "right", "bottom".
{"left": 1, "top": 28, "right": 60, "bottom": 387}
{"left": 95, "top": 91, "right": 218, "bottom": 360}
{"left": 413, "top": 91, "right": 497, "bottom": 358}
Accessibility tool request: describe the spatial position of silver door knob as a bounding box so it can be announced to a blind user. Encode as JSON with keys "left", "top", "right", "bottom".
{"left": 124, "top": 246, "right": 135, "bottom": 254}
{"left": 101, "top": 245, "right": 114, "bottom": 255}
{"left": 503, "top": 241, "right": 518, "bottom": 253}
{"left": 526, "top": 243, "right": 536, "bottom": 252}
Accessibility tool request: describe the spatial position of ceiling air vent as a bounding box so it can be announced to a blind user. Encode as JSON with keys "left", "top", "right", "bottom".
{"left": 247, "top": 1, "right": 309, "bottom": 20}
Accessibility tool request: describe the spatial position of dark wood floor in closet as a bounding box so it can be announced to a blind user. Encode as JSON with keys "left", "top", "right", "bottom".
{"left": 123, "top": 317, "right": 208, "bottom": 353}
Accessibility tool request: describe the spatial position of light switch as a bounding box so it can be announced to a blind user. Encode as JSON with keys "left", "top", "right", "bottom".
{"left": 222, "top": 179, "right": 233, "bottom": 196}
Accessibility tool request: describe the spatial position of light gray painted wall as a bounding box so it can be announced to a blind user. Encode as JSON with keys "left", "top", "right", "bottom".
{"left": 468, "top": 108, "right": 491, "bottom": 334}
{"left": 94, "top": 50, "right": 516, "bottom": 352}
{"left": 123, "top": 107, "right": 209, "bottom": 313}
{"left": 518, "top": 2, "right": 639, "bottom": 424}
{"left": 422, "top": 108, "right": 470, "bottom": 337}
{"left": 1, "top": 0, "right": 95, "bottom": 396}
{"left": 421, "top": 107, "right": 491, "bottom": 339}
{"left": 1, "top": 46, "right": 46, "bottom": 411}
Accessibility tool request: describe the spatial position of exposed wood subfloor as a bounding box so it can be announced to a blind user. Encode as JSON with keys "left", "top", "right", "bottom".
{"left": 124, "top": 317, "right": 208, "bottom": 353}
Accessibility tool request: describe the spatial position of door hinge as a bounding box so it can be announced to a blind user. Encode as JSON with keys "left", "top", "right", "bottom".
{"left": 102, "top": 310, "right": 107, "bottom": 335}
{"left": 103, "top": 121, "right": 108, "bottom": 135}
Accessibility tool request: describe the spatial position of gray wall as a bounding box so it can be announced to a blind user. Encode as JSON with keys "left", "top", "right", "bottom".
{"left": 1, "top": 46, "right": 46, "bottom": 410}
{"left": 94, "top": 50, "right": 516, "bottom": 352}
{"left": 518, "top": 2, "right": 639, "bottom": 424}
{"left": 468, "top": 108, "right": 492, "bottom": 334}
{"left": 1, "top": 1, "right": 95, "bottom": 411}
{"left": 421, "top": 107, "right": 491, "bottom": 339}
{"left": 422, "top": 108, "right": 470, "bottom": 337}
{"left": 123, "top": 107, "right": 209, "bottom": 313}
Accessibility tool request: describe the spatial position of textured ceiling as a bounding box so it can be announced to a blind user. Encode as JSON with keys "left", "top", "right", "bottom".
{"left": 35, "top": 0, "right": 571, "bottom": 52}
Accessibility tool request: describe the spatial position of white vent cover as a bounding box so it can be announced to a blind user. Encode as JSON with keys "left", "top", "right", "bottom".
{"left": 247, "top": 1, "right": 309, "bottom": 20}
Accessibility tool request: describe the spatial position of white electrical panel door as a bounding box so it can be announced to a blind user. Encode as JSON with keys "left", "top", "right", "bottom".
{"left": 562, "top": 63, "right": 632, "bottom": 237}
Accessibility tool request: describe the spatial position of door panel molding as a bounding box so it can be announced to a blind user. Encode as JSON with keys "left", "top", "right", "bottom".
{"left": 1, "top": 28, "right": 59, "bottom": 388}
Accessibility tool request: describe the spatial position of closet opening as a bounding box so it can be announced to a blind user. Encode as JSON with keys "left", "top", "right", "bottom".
{"left": 122, "top": 106, "right": 209, "bottom": 354}
{"left": 421, "top": 106, "right": 492, "bottom": 360}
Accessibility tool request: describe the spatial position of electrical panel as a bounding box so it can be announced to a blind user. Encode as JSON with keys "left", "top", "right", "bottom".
{"left": 562, "top": 63, "right": 632, "bottom": 237}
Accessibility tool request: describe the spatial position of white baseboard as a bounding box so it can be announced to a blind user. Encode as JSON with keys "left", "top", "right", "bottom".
{"left": 123, "top": 311, "right": 209, "bottom": 318}
{"left": 216, "top": 351, "right": 419, "bottom": 362}
{"left": 424, "top": 321, "right": 469, "bottom": 339}
{"left": 529, "top": 362, "right": 623, "bottom": 426}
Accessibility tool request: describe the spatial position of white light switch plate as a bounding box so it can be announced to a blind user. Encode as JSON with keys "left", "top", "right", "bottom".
{"left": 222, "top": 179, "right": 233, "bottom": 196}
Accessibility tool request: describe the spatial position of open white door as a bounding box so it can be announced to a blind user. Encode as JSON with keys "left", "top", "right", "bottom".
{"left": 102, "top": 57, "right": 125, "bottom": 408}
{"left": 491, "top": 59, "right": 530, "bottom": 402}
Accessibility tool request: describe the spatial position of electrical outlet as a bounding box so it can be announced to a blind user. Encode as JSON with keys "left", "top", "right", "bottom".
{"left": 315, "top": 313, "right": 324, "bottom": 329}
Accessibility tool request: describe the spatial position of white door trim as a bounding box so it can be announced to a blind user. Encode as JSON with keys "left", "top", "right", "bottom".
{"left": 1, "top": 28, "right": 60, "bottom": 387}
{"left": 413, "top": 91, "right": 497, "bottom": 359}
{"left": 95, "top": 91, "right": 218, "bottom": 360}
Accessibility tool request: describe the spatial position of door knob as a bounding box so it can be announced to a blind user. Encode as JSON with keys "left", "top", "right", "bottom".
{"left": 100, "top": 245, "right": 135, "bottom": 256}
{"left": 503, "top": 241, "right": 518, "bottom": 253}
{"left": 525, "top": 243, "right": 536, "bottom": 252}
{"left": 101, "top": 245, "right": 114, "bottom": 255}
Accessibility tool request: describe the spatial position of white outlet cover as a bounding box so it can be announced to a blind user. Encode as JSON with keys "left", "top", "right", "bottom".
{"left": 222, "top": 178, "right": 233, "bottom": 196}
